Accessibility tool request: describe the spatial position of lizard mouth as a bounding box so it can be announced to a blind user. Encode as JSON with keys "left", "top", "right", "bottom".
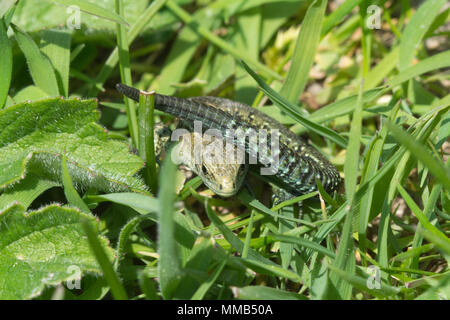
{"left": 203, "top": 180, "right": 238, "bottom": 198}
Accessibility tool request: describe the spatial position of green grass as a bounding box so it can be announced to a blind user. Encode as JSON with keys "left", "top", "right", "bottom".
{"left": 0, "top": 0, "right": 449, "bottom": 300}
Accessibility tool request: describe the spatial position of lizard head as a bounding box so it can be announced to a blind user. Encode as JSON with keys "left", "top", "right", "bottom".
{"left": 173, "top": 131, "right": 248, "bottom": 197}
{"left": 196, "top": 161, "right": 248, "bottom": 197}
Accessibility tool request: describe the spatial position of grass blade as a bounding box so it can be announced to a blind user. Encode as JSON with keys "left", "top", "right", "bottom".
{"left": 363, "top": 47, "right": 399, "bottom": 91}
{"left": 271, "top": 234, "right": 336, "bottom": 259}
{"left": 233, "top": 285, "right": 307, "bottom": 300}
{"left": 61, "top": 156, "right": 90, "bottom": 213}
{"left": 327, "top": 264, "right": 401, "bottom": 298}
{"left": 81, "top": 218, "right": 128, "bottom": 300}
{"left": 12, "top": 24, "right": 59, "bottom": 96}
{"left": 191, "top": 258, "right": 227, "bottom": 300}
{"left": 239, "top": 257, "right": 302, "bottom": 283}
{"left": 157, "top": 150, "right": 183, "bottom": 299}
{"left": 0, "top": 18, "right": 12, "bottom": 108}
{"left": 242, "top": 60, "right": 348, "bottom": 148}
{"left": 85, "top": 193, "right": 159, "bottom": 214}
{"left": 386, "top": 120, "right": 450, "bottom": 191}
{"left": 397, "top": 184, "right": 450, "bottom": 248}
{"left": 138, "top": 91, "right": 158, "bottom": 193}
{"left": 409, "top": 183, "right": 442, "bottom": 269}
{"left": 205, "top": 199, "right": 280, "bottom": 267}
{"left": 327, "top": 82, "right": 363, "bottom": 298}
{"left": 115, "top": 214, "right": 153, "bottom": 270}
{"left": 388, "top": 50, "right": 450, "bottom": 87}
{"left": 399, "top": 0, "right": 447, "bottom": 71}
{"left": 344, "top": 80, "right": 363, "bottom": 202}
{"left": 321, "top": 0, "right": 362, "bottom": 37}
{"left": 115, "top": 0, "right": 138, "bottom": 147}
{"left": 280, "top": 0, "right": 327, "bottom": 103}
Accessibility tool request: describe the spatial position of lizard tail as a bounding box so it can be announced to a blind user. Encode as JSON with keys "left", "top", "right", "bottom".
{"left": 116, "top": 83, "right": 235, "bottom": 131}
{"left": 116, "top": 83, "right": 141, "bottom": 102}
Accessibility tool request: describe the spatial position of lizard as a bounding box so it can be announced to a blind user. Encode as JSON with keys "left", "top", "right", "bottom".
{"left": 153, "top": 122, "right": 248, "bottom": 197}
{"left": 117, "top": 83, "right": 341, "bottom": 199}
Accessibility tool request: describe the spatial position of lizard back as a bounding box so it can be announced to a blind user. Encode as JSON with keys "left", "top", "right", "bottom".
{"left": 116, "top": 83, "right": 341, "bottom": 196}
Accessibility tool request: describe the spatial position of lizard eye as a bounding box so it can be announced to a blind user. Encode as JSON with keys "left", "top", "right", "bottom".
{"left": 201, "top": 165, "right": 208, "bottom": 175}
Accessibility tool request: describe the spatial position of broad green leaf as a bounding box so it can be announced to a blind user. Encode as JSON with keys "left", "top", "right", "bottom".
{"left": 12, "top": 85, "right": 49, "bottom": 103}
{"left": 90, "top": 0, "right": 168, "bottom": 96}
{"left": 233, "top": 285, "right": 307, "bottom": 300}
{"left": 0, "top": 0, "right": 16, "bottom": 18}
{"left": 234, "top": 6, "right": 261, "bottom": 104}
{"left": 0, "top": 203, "right": 114, "bottom": 299}
{"left": 321, "top": 0, "right": 362, "bottom": 37}
{"left": 0, "top": 98, "right": 145, "bottom": 192}
{"left": 310, "top": 259, "right": 341, "bottom": 300}
{"left": 158, "top": 8, "right": 217, "bottom": 95}
{"left": 210, "top": 0, "right": 303, "bottom": 14}
{"left": 0, "top": 18, "right": 12, "bottom": 108}
{"left": 46, "top": 0, "right": 129, "bottom": 25}
{"left": 280, "top": 0, "right": 327, "bottom": 103}
{"left": 40, "top": 29, "right": 72, "bottom": 97}
{"left": 260, "top": 1, "right": 304, "bottom": 48}
{"left": 187, "top": 238, "right": 225, "bottom": 300}
{"left": 12, "top": 24, "right": 59, "bottom": 96}
{"left": 12, "top": 0, "right": 148, "bottom": 32}
{"left": 0, "top": 173, "right": 58, "bottom": 211}
{"left": 166, "top": 0, "right": 281, "bottom": 80}
{"left": 399, "top": 0, "right": 447, "bottom": 71}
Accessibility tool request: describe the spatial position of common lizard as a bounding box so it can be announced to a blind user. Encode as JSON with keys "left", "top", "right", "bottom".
{"left": 117, "top": 83, "right": 341, "bottom": 198}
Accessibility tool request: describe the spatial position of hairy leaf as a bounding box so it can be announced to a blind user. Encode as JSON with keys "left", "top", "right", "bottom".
{"left": 0, "top": 203, "right": 114, "bottom": 299}
{"left": 0, "top": 98, "right": 145, "bottom": 193}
